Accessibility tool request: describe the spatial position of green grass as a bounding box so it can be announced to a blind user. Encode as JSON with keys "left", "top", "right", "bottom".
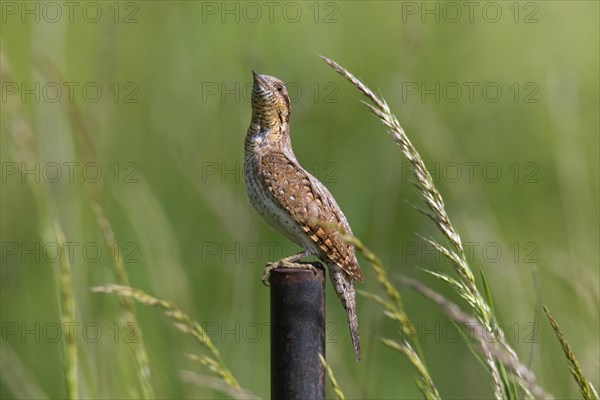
{"left": 1, "top": 2, "right": 598, "bottom": 399}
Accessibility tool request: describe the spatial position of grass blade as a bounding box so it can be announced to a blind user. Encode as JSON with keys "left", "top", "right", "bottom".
{"left": 319, "top": 354, "right": 346, "bottom": 400}
{"left": 543, "top": 306, "right": 598, "bottom": 400}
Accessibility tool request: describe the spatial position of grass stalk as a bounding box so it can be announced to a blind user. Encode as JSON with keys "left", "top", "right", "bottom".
{"left": 91, "top": 284, "right": 241, "bottom": 390}
{"left": 36, "top": 55, "right": 155, "bottom": 398}
{"left": 399, "top": 276, "right": 549, "bottom": 399}
{"left": 52, "top": 223, "right": 78, "bottom": 399}
{"left": 1, "top": 52, "right": 79, "bottom": 399}
{"left": 91, "top": 204, "right": 154, "bottom": 398}
{"left": 543, "top": 307, "right": 598, "bottom": 400}
{"left": 343, "top": 235, "right": 439, "bottom": 399}
{"left": 319, "top": 353, "right": 346, "bottom": 400}
{"left": 381, "top": 339, "right": 440, "bottom": 400}
{"left": 321, "top": 55, "right": 548, "bottom": 399}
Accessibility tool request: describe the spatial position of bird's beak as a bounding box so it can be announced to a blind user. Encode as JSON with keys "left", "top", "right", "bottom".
{"left": 252, "top": 71, "right": 269, "bottom": 89}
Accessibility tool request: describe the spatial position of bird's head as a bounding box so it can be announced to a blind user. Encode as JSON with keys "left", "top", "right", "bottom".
{"left": 250, "top": 71, "right": 291, "bottom": 130}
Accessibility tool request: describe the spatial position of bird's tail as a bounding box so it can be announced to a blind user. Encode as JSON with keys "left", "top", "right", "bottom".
{"left": 329, "top": 266, "right": 361, "bottom": 361}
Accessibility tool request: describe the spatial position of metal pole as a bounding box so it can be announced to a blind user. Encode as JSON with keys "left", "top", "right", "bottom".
{"left": 269, "top": 263, "right": 326, "bottom": 400}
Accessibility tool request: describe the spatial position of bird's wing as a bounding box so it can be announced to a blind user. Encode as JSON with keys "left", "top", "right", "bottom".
{"left": 259, "top": 152, "right": 364, "bottom": 281}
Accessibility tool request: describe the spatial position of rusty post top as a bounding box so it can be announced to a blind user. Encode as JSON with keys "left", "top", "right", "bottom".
{"left": 268, "top": 262, "right": 325, "bottom": 284}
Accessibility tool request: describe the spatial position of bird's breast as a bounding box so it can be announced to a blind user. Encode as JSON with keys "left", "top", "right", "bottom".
{"left": 244, "top": 154, "right": 315, "bottom": 251}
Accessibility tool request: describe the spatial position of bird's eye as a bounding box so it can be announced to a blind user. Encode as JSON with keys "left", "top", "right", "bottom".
{"left": 276, "top": 85, "right": 283, "bottom": 92}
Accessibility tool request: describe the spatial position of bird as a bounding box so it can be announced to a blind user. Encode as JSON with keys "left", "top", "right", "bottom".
{"left": 244, "top": 71, "right": 364, "bottom": 361}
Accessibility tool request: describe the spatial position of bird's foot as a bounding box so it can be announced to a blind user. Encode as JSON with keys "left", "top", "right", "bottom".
{"left": 261, "top": 262, "right": 279, "bottom": 287}
{"left": 261, "top": 260, "right": 319, "bottom": 287}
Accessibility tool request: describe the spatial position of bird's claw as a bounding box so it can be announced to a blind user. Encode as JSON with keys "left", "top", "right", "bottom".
{"left": 261, "top": 262, "right": 278, "bottom": 287}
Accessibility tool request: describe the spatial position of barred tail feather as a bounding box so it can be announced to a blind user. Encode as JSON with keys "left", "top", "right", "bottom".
{"left": 329, "top": 266, "right": 361, "bottom": 361}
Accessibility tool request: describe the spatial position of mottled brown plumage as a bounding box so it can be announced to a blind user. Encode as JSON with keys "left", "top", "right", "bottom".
{"left": 244, "top": 71, "right": 363, "bottom": 360}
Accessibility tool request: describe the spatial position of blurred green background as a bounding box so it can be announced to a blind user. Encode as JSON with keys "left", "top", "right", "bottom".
{"left": 1, "top": 1, "right": 598, "bottom": 399}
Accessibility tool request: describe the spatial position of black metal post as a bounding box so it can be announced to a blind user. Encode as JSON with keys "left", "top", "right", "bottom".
{"left": 269, "top": 262, "right": 326, "bottom": 400}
